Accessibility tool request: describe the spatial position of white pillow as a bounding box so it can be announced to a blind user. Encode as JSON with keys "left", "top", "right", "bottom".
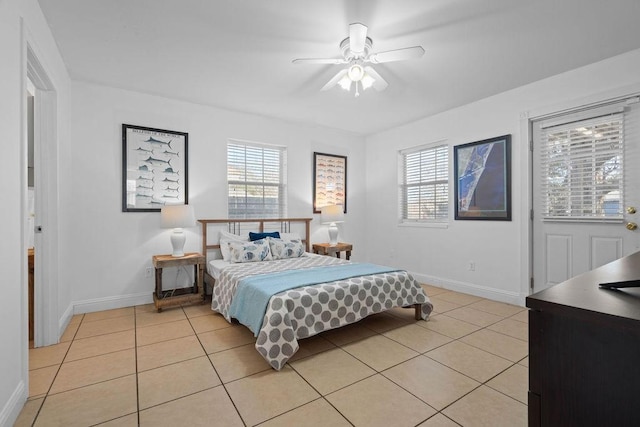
{"left": 279, "top": 232, "right": 302, "bottom": 242}
{"left": 219, "top": 230, "right": 248, "bottom": 261}
{"left": 228, "top": 239, "right": 272, "bottom": 263}
{"left": 268, "top": 238, "right": 305, "bottom": 260}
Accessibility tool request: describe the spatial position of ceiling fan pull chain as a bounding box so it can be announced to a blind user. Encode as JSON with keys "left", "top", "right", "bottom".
{"left": 355, "top": 81, "right": 360, "bottom": 97}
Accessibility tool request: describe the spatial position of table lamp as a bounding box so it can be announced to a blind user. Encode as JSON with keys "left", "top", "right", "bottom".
{"left": 161, "top": 204, "right": 196, "bottom": 257}
{"left": 321, "top": 204, "right": 344, "bottom": 246}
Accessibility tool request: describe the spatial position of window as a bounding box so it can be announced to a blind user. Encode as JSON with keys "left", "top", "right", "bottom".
{"left": 227, "top": 140, "right": 287, "bottom": 218}
{"left": 540, "top": 114, "right": 623, "bottom": 220}
{"left": 399, "top": 143, "right": 449, "bottom": 223}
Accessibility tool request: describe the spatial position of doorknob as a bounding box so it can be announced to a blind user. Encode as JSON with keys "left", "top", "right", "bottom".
{"left": 626, "top": 222, "right": 638, "bottom": 231}
{"left": 627, "top": 207, "right": 637, "bottom": 214}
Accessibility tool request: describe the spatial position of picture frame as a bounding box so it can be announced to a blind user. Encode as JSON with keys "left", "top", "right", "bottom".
{"left": 313, "top": 152, "right": 347, "bottom": 213}
{"left": 122, "top": 124, "right": 188, "bottom": 212}
{"left": 454, "top": 134, "right": 511, "bottom": 221}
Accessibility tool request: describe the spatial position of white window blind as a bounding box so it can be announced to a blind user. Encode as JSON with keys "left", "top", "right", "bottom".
{"left": 400, "top": 144, "right": 449, "bottom": 222}
{"left": 227, "top": 140, "right": 287, "bottom": 219}
{"left": 540, "top": 113, "right": 624, "bottom": 221}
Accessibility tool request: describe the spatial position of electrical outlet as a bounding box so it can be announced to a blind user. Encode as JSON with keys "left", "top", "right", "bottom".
{"left": 468, "top": 261, "right": 476, "bottom": 271}
{"left": 145, "top": 267, "right": 153, "bottom": 278}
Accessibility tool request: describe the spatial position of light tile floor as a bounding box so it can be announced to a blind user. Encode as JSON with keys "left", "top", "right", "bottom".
{"left": 16, "top": 285, "right": 528, "bottom": 426}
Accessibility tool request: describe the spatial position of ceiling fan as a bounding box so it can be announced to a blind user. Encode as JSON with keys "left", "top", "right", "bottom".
{"left": 293, "top": 23, "right": 425, "bottom": 97}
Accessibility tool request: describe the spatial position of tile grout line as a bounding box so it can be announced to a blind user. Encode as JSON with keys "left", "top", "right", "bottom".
{"left": 29, "top": 313, "right": 85, "bottom": 426}
{"left": 292, "top": 331, "right": 431, "bottom": 420}
{"left": 422, "top": 315, "right": 529, "bottom": 417}
{"left": 434, "top": 365, "right": 527, "bottom": 418}
{"left": 186, "top": 304, "right": 249, "bottom": 427}
{"left": 286, "top": 358, "right": 361, "bottom": 426}
{"left": 428, "top": 312, "right": 525, "bottom": 342}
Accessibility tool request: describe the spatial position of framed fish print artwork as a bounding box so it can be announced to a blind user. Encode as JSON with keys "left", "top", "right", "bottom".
{"left": 122, "top": 124, "right": 189, "bottom": 212}
{"left": 313, "top": 152, "right": 347, "bottom": 213}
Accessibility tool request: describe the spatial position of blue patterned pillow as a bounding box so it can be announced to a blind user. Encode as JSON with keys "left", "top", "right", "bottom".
{"left": 268, "top": 238, "right": 305, "bottom": 260}
{"left": 228, "top": 239, "right": 272, "bottom": 263}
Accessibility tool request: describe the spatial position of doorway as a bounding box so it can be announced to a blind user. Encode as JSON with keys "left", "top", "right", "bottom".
{"left": 24, "top": 43, "right": 59, "bottom": 348}
{"left": 531, "top": 97, "right": 640, "bottom": 293}
{"left": 26, "top": 79, "right": 35, "bottom": 346}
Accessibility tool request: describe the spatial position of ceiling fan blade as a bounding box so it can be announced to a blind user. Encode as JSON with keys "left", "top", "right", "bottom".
{"left": 349, "top": 22, "right": 368, "bottom": 55}
{"left": 321, "top": 69, "right": 348, "bottom": 91}
{"left": 368, "top": 46, "right": 425, "bottom": 64}
{"left": 292, "top": 58, "right": 347, "bottom": 65}
{"left": 364, "top": 66, "right": 388, "bottom": 91}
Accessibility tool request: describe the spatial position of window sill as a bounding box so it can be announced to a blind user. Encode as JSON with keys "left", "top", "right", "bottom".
{"left": 398, "top": 221, "right": 449, "bottom": 229}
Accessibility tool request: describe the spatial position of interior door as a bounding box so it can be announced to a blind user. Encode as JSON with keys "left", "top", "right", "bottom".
{"left": 532, "top": 99, "right": 640, "bottom": 293}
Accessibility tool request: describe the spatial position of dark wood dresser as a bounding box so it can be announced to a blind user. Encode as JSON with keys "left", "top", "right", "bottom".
{"left": 527, "top": 251, "right": 640, "bottom": 426}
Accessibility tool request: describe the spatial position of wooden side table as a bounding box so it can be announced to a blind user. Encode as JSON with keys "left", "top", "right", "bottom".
{"left": 312, "top": 242, "right": 352, "bottom": 260}
{"left": 152, "top": 252, "right": 205, "bottom": 312}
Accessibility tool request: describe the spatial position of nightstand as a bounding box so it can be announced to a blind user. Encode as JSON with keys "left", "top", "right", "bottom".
{"left": 312, "top": 242, "right": 352, "bottom": 260}
{"left": 152, "top": 252, "right": 205, "bottom": 312}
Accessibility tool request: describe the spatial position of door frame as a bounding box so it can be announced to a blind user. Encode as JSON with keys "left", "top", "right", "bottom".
{"left": 22, "top": 22, "right": 60, "bottom": 349}
{"left": 522, "top": 83, "right": 640, "bottom": 300}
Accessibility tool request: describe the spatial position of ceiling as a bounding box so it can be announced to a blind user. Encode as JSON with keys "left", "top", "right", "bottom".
{"left": 38, "top": 0, "right": 640, "bottom": 136}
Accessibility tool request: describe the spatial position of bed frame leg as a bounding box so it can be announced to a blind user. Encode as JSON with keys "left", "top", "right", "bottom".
{"left": 414, "top": 304, "right": 422, "bottom": 320}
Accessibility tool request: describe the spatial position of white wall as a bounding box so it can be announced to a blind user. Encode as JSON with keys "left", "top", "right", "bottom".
{"left": 0, "top": 0, "right": 71, "bottom": 424}
{"left": 65, "top": 81, "right": 366, "bottom": 312}
{"left": 365, "top": 48, "right": 640, "bottom": 306}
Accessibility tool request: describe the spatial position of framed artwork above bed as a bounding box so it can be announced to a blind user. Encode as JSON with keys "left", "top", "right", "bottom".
{"left": 313, "top": 152, "right": 347, "bottom": 213}
{"left": 122, "top": 124, "right": 188, "bottom": 212}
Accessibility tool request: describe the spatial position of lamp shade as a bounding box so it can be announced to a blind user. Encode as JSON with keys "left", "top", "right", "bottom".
{"left": 321, "top": 205, "right": 344, "bottom": 224}
{"left": 161, "top": 205, "right": 196, "bottom": 229}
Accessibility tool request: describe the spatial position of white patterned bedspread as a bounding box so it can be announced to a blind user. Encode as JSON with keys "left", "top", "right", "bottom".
{"left": 211, "top": 255, "right": 433, "bottom": 370}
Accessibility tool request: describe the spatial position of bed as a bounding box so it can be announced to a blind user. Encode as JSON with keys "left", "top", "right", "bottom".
{"left": 199, "top": 218, "right": 433, "bottom": 370}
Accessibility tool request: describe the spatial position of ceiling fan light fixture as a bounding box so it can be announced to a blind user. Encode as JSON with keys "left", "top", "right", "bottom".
{"left": 338, "top": 74, "right": 352, "bottom": 91}
{"left": 347, "top": 64, "right": 364, "bottom": 81}
{"left": 361, "top": 73, "right": 375, "bottom": 90}
{"left": 294, "top": 23, "right": 423, "bottom": 95}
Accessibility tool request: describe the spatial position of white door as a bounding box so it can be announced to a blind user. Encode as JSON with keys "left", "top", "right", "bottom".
{"left": 532, "top": 98, "right": 640, "bottom": 293}
{"left": 27, "top": 45, "right": 60, "bottom": 347}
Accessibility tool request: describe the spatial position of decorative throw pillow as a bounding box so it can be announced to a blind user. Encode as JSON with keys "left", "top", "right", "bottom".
{"left": 269, "top": 238, "right": 305, "bottom": 260}
{"left": 278, "top": 232, "right": 301, "bottom": 241}
{"left": 249, "top": 231, "right": 280, "bottom": 241}
{"left": 228, "top": 239, "right": 272, "bottom": 263}
{"left": 219, "top": 231, "right": 248, "bottom": 261}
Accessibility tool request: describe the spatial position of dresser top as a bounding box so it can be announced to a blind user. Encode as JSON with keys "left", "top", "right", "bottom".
{"left": 527, "top": 251, "right": 640, "bottom": 323}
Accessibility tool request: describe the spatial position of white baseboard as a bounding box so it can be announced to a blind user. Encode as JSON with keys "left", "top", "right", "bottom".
{"left": 53, "top": 293, "right": 153, "bottom": 345}
{"left": 411, "top": 272, "right": 526, "bottom": 307}
{"left": 72, "top": 292, "right": 154, "bottom": 315}
{"left": 0, "top": 380, "right": 25, "bottom": 427}
{"left": 58, "top": 302, "right": 74, "bottom": 341}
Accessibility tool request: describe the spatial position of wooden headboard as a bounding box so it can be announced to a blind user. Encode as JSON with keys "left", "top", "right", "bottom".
{"left": 198, "top": 218, "right": 313, "bottom": 259}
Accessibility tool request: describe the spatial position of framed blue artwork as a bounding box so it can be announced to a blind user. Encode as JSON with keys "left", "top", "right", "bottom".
{"left": 454, "top": 135, "right": 511, "bottom": 220}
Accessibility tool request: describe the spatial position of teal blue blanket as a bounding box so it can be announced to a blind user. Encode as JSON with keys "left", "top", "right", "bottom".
{"left": 228, "top": 262, "right": 400, "bottom": 336}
